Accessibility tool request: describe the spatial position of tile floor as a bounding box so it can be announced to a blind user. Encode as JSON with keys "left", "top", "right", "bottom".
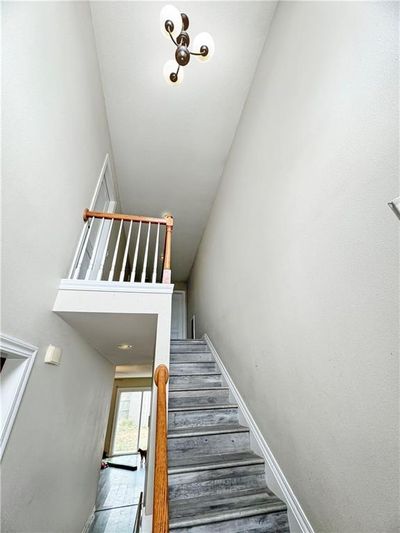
{"left": 89, "top": 455, "right": 145, "bottom": 533}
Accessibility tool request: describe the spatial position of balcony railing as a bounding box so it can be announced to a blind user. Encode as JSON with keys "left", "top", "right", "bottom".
{"left": 67, "top": 209, "right": 174, "bottom": 284}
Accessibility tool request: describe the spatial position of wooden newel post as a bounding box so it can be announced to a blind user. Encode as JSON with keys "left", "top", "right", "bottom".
{"left": 162, "top": 215, "right": 174, "bottom": 284}
{"left": 152, "top": 364, "right": 169, "bottom": 533}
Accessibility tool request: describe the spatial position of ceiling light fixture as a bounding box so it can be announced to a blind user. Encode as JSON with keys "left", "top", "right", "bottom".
{"left": 160, "top": 5, "right": 214, "bottom": 85}
{"left": 117, "top": 344, "right": 134, "bottom": 351}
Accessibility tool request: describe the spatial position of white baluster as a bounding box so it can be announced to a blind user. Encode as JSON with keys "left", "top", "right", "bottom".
{"left": 131, "top": 221, "right": 142, "bottom": 283}
{"left": 85, "top": 218, "right": 105, "bottom": 280}
{"left": 108, "top": 219, "right": 124, "bottom": 281}
{"left": 141, "top": 222, "right": 151, "bottom": 283}
{"left": 119, "top": 220, "right": 133, "bottom": 282}
{"left": 73, "top": 220, "right": 95, "bottom": 279}
{"left": 152, "top": 223, "right": 160, "bottom": 283}
{"left": 96, "top": 220, "right": 114, "bottom": 281}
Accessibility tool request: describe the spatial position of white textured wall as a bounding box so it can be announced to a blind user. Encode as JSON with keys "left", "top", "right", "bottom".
{"left": 188, "top": 2, "right": 399, "bottom": 532}
{"left": 2, "top": 3, "right": 115, "bottom": 531}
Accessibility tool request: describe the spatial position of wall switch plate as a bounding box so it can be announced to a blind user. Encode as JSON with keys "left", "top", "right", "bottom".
{"left": 44, "top": 345, "right": 62, "bottom": 365}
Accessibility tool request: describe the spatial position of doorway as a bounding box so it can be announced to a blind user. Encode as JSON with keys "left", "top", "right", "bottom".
{"left": 75, "top": 154, "right": 118, "bottom": 279}
{"left": 110, "top": 388, "right": 151, "bottom": 456}
{"left": 171, "top": 291, "right": 187, "bottom": 340}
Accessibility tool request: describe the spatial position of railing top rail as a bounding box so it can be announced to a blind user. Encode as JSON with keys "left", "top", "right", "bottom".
{"left": 83, "top": 208, "right": 174, "bottom": 227}
{"left": 153, "top": 364, "right": 169, "bottom": 533}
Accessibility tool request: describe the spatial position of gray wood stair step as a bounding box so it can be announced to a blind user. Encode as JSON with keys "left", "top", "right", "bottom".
{"left": 170, "top": 357, "right": 215, "bottom": 363}
{"left": 168, "top": 426, "right": 250, "bottom": 457}
{"left": 170, "top": 386, "right": 229, "bottom": 392}
{"left": 168, "top": 451, "right": 264, "bottom": 474}
{"left": 168, "top": 424, "right": 249, "bottom": 439}
{"left": 170, "top": 376, "right": 222, "bottom": 388}
{"left": 169, "top": 488, "right": 287, "bottom": 529}
{"left": 170, "top": 513, "right": 289, "bottom": 533}
{"left": 168, "top": 405, "right": 239, "bottom": 430}
{"left": 169, "top": 378, "right": 226, "bottom": 395}
{"left": 169, "top": 372, "right": 221, "bottom": 377}
{"left": 169, "top": 388, "right": 230, "bottom": 407}
{"left": 171, "top": 340, "right": 207, "bottom": 344}
{"left": 171, "top": 345, "right": 210, "bottom": 354}
{"left": 168, "top": 404, "right": 237, "bottom": 412}
{"left": 169, "top": 363, "right": 218, "bottom": 375}
{"left": 169, "top": 463, "right": 267, "bottom": 501}
{"left": 170, "top": 510, "right": 289, "bottom": 532}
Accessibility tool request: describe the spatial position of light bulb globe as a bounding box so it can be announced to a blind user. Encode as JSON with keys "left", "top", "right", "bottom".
{"left": 192, "top": 32, "right": 215, "bottom": 62}
{"left": 160, "top": 5, "right": 182, "bottom": 39}
{"left": 163, "top": 60, "right": 184, "bottom": 86}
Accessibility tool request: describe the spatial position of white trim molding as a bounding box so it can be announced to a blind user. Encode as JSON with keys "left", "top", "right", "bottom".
{"left": 204, "top": 334, "right": 315, "bottom": 533}
{"left": 81, "top": 506, "right": 96, "bottom": 533}
{"left": 172, "top": 290, "right": 187, "bottom": 340}
{"left": 67, "top": 153, "right": 118, "bottom": 279}
{"left": 0, "top": 334, "right": 38, "bottom": 460}
{"left": 59, "top": 279, "right": 174, "bottom": 295}
{"left": 89, "top": 153, "right": 118, "bottom": 212}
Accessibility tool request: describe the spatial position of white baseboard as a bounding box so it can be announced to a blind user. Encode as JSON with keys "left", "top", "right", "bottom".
{"left": 81, "top": 506, "right": 95, "bottom": 533}
{"left": 204, "top": 334, "right": 314, "bottom": 533}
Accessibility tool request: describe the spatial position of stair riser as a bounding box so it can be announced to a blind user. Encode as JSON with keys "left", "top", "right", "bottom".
{"left": 169, "top": 389, "right": 229, "bottom": 407}
{"left": 169, "top": 375, "right": 223, "bottom": 389}
{"left": 168, "top": 408, "right": 238, "bottom": 429}
{"left": 168, "top": 431, "right": 250, "bottom": 458}
{"left": 170, "top": 362, "right": 218, "bottom": 375}
{"left": 169, "top": 466, "right": 266, "bottom": 500}
{"left": 171, "top": 345, "right": 210, "bottom": 354}
{"left": 170, "top": 353, "right": 215, "bottom": 363}
{"left": 171, "top": 340, "right": 206, "bottom": 345}
{"left": 169, "top": 511, "right": 290, "bottom": 532}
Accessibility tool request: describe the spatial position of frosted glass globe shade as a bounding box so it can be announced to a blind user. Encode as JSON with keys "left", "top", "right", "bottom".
{"left": 192, "top": 32, "right": 215, "bottom": 62}
{"left": 160, "top": 5, "right": 182, "bottom": 38}
{"left": 163, "top": 60, "right": 184, "bottom": 86}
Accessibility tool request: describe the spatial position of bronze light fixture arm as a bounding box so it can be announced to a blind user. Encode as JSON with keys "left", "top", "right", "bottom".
{"left": 189, "top": 47, "right": 209, "bottom": 57}
{"left": 168, "top": 31, "right": 179, "bottom": 47}
{"left": 165, "top": 22, "right": 209, "bottom": 58}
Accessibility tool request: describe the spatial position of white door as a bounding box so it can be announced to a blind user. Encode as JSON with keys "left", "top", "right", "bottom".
{"left": 81, "top": 158, "right": 117, "bottom": 278}
{"left": 171, "top": 291, "right": 186, "bottom": 339}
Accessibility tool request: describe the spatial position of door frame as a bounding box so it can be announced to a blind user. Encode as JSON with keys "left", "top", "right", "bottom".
{"left": 172, "top": 290, "right": 187, "bottom": 339}
{"left": 89, "top": 153, "right": 118, "bottom": 212}
{"left": 110, "top": 387, "right": 151, "bottom": 457}
{"left": 0, "top": 334, "right": 38, "bottom": 460}
{"left": 68, "top": 154, "right": 118, "bottom": 278}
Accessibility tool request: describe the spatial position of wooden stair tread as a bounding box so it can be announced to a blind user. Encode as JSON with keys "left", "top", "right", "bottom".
{"left": 170, "top": 371, "right": 221, "bottom": 376}
{"left": 168, "top": 403, "right": 238, "bottom": 412}
{"left": 168, "top": 451, "right": 264, "bottom": 474}
{"left": 168, "top": 424, "right": 249, "bottom": 439}
{"left": 169, "top": 488, "right": 287, "bottom": 527}
{"left": 170, "top": 386, "right": 229, "bottom": 392}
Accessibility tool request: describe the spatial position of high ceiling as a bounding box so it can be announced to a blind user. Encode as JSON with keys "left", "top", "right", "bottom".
{"left": 90, "top": 1, "right": 276, "bottom": 280}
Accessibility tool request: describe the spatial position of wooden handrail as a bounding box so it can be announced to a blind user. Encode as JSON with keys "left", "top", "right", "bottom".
{"left": 83, "top": 208, "right": 174, "bottom": 227}
{"left": 153, "top": 364, "right": 169, "bottom": 533}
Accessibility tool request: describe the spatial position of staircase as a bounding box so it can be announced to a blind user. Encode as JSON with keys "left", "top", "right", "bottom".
{"left": 167, "top": 339, "right": 290, "bottom": 532}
